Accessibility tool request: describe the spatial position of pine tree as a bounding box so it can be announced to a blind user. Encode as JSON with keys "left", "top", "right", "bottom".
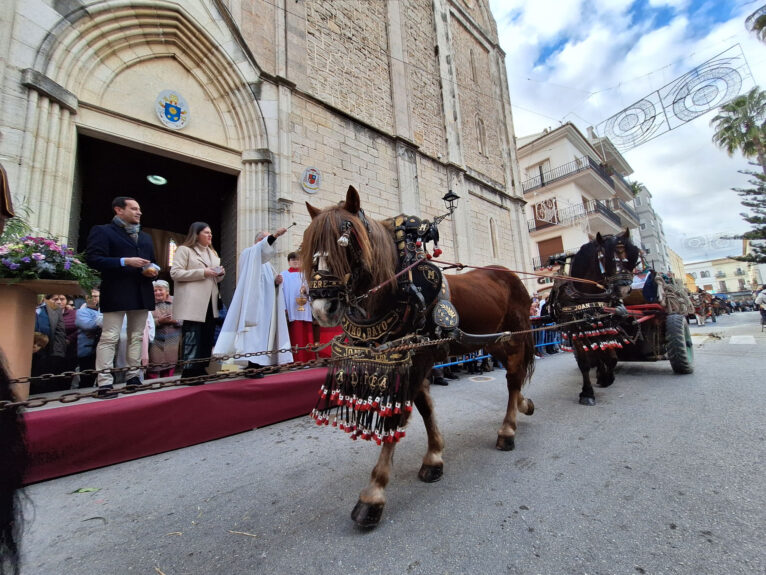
{"left": 731, "top": 170, "right": 766, "bottom": 263}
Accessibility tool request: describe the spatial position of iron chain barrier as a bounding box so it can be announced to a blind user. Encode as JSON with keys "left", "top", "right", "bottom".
{"left": 1, "top": 316, "right": 600, "bottom": 412}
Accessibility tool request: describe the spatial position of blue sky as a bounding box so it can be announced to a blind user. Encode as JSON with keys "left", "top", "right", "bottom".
{"left": 488, "top": 0, "right": 766, "bottom": 261}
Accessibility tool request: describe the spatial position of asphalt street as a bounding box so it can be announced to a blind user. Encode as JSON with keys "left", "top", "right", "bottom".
{"left": 18, "top": 311, "right": 766, "bottom": 575}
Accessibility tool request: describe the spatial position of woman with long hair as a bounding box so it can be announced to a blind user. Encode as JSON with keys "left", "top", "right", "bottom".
{"left": 170, "top": 222, "right": 225, "bottom": 379}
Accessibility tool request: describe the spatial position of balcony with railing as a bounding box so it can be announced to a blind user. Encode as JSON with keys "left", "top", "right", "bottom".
{"left": 611, "top": 170, "right": 637, "bottom": 200}
{"left": 606, "top": 198, "right": 639, "bottom": 225}
{"left": 522, "top": 156, "right": 615, "bottom": 194}
{"left": 528, "top": 199, "right": 622, "bottom": 233}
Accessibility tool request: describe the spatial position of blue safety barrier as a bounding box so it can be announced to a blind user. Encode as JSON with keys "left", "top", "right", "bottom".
{"left": 433, "top": 354, "right": 493, "bottom": 370}
{"left": 531, "top": 318, "right": 560, "bottom": 349}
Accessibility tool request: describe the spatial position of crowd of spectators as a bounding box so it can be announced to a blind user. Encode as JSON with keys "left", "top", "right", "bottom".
{"left": 28, "top": 196, "right": 333, "bottom": 398}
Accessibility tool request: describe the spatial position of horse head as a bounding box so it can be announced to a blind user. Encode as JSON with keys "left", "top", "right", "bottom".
{"left": 595, "top": 229, "right": 640, "bottom": 298}
{"left": 301, "top": 186, "right": 397, "bottom": 326}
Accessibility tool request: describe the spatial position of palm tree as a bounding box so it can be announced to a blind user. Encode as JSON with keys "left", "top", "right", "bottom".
{"left": 710, "top": 87, "right": 766, "bottom": 174}
{"left": 745, "top": 4, "right": 766, "bottom": 43}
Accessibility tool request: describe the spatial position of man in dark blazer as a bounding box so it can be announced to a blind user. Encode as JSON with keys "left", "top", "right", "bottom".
{"left": 86, "top": 196, "right": 159, "bottom": 397}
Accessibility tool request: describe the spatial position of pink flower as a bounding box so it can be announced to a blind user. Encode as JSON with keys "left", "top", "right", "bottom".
{"left": 31, "top": 253, "right": 45, "bottom": 261}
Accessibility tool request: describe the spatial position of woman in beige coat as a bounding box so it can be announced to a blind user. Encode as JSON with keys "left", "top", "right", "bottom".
{"left": 170, "top": 222, "right": 225, "bottom": 379}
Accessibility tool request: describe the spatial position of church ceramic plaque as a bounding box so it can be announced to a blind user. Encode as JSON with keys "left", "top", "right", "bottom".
{"left": 155, "top": 90, "right": 189, "bottom": 130}
{"left": 301, "top": 167, "right": 321, "bottom": 193}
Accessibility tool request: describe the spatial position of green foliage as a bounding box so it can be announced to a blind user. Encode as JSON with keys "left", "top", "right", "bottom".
{"left": 628, "top": 180, "right": 643, "bottom": 197}
{"left": 728, "top": 170, "right": 766, "bottom": 264}
{"left": 710, "top": 86, "right": 766, "bottom": 173}
{"left": 0, "top": 204, "right": 33, "bottom": 244}
{"left": 745, "top": 5, "right": 766, "bottom": 43}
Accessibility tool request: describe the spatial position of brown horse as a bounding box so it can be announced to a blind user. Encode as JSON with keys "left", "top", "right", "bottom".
{"left": 301, "top": 186, "right": 535, "bottom": 528}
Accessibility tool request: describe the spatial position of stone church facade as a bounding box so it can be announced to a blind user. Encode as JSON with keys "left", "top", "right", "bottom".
{"left": 0, "top": 0, "right": 530, "bottom": 277}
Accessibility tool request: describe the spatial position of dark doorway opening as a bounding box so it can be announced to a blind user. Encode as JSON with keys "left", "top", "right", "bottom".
{"left": 74, "top": 135, "right": 238, "bottom": 297}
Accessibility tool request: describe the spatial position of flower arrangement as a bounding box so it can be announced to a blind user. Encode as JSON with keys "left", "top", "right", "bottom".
{"left": 0, "top": 235, "right": 100, "bottom": 292}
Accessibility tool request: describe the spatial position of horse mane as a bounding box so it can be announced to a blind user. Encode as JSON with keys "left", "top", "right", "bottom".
{"left": 300, "top": 205, "right": 398, "bottom": 299}
{"left": 569, "top": 239, "right": 601, "bottom": 284}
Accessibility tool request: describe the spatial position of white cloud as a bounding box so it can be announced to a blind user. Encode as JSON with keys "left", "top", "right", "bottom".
{"left": 648, "top": 0, "right": 690, "bottom": 8}
{"left": 489, "top": 0, "right": 766, "bottom": 262}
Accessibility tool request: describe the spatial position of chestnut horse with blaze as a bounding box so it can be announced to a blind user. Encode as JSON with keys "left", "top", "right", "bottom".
{"left": 302, "top": 186, "right": 535, "bottom": 527}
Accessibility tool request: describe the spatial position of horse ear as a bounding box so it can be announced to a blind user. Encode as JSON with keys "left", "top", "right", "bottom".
{"left": 344, "top": 185, "right": 361, "bottom": 214}
{"left": 596, "top": 232, "right": 605, "bottom": 245}
{"left": 306, "top": 202, "right": 321, "bottom": 220}
{"left": 621, "top": 227, "right": 630, "bottom": 240}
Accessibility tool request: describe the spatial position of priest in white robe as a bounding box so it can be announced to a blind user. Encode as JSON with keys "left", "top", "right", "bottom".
{"left": 213, "top": 228, "right": 293, "bottom": 368}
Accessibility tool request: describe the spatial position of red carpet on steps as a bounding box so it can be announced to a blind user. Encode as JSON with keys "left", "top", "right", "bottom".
{"left": 23, "top": 368, "right": 329, "bottom": 485}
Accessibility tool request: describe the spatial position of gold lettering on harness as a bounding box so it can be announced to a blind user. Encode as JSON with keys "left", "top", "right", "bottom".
{"left": 562, "top": 302, "right": 604, "bottom": 312}
{"left": 341, "top": 311, "right": 400, "bottom": 342}
{"left": 418, "top": 265, "right": 439, "bottom": 286}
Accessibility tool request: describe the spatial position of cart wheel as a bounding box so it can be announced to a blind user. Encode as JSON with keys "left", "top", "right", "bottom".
{"left": 666, "top": 314, "right": 693, "bottom": 374}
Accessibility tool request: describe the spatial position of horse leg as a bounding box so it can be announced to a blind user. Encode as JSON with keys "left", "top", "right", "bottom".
{"left": 351, "top": 442, "right": 396, "bottom": 528}
{"left": 575, "top": 351, "right": 596, "bottom": 406}
{"left": 496, "top": 355, "right": 533, "bottom": 451}
{"left": 596, "top": 352, "right": 617, "bottom": 387}
{"left": 413, "top": 385, "right": 445, "bottom": 482}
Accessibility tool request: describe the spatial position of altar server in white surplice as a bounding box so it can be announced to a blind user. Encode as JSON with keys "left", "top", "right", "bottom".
{"left": 213, "top": 228, "right": 293, "bottom": 369}
{"left": 280, "top": 251, "right": 315, "bottom": 363}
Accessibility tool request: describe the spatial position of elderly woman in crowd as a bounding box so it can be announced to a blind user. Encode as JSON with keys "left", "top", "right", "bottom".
{"left": 170, "top": 222, "right": 225, "bottom": 380}
{"left": 147, "top": 280, "right": 181, "bottom": 379}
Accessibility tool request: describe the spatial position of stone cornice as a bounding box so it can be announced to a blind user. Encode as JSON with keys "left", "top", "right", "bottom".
{"left": 21, "top": 69, "right": 78, "bottom": 113}
{"left": 242, "top": 149, "right": 273, "bottom": 163}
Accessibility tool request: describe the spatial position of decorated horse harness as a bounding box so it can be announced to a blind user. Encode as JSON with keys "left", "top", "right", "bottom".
{"left": 551, "top": 236, "right": 638, "bottom": 354}
{"left": 309, "top": 210, "right": 459, "bottom": 444}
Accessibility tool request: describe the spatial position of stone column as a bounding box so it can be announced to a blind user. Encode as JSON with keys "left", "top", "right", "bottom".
{"left": 239, "top": 149, "right": 273, "bottom": 254}
{"left": 433, "top": 0, "right": 464, "bottom": 167}
{"left": 19, "top": 69, "right": 79, "bottom": 240}
{"left": 447, "top": 165, "right": 472, "bottom": 265}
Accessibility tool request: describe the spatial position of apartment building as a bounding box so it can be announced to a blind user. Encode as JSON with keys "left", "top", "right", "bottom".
{"left": 516, "top": 123, "right": 640, "bottom": 286}
{"left": 634, "top": 186, "right": 672, "bottom": 273}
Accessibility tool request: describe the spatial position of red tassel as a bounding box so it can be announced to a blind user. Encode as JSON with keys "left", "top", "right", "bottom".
{"left": 433, "top": 248, "right": 442, "bottom": 257}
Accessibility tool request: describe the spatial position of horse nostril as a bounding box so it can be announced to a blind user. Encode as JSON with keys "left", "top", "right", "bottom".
{"left": 327, "top": 300, "right": 339, "bottom": 315}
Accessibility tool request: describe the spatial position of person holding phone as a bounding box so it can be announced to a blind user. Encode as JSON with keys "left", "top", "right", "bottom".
{"left": 170, "top": 221, "right": 225, "bottom": 379}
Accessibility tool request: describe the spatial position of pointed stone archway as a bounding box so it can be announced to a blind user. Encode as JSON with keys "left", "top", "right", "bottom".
{"left": 18, "top": 0, "right": 271, "bottom": 253}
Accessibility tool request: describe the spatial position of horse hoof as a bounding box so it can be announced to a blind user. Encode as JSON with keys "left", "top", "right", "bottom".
{"left": 418, "top": 463, "right": 444, "bottom": 483}
{"left": 525, "top": 399, "right": 535, "bottom": 416}
{"left": 495, "top": 435, "right": 515, "bottom": 451}
{"left": 579, "top": 396, "right": 596, "bottom": 406}
{"left": 351, "top": 500, "right": 384, "bottom": 528}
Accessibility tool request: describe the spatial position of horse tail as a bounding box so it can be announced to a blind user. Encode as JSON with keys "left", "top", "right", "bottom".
{"left": 519, "top": 316, "right": 536, "bottom": 386}
{"left": 0, "top": 353, "right": 26, "bottom": 575}
{"left": 492, "top": 267, "right": 536, "bottom": 385}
